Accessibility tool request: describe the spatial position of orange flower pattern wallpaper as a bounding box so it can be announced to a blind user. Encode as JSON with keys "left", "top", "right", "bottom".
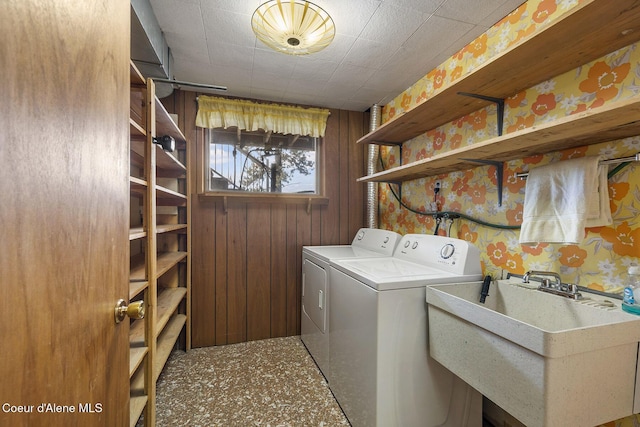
{"left": 379, "top": 0, "right": 639, "bottom": 300}
{"left": 376, "top": 1, "right": 639, "bottom": 425}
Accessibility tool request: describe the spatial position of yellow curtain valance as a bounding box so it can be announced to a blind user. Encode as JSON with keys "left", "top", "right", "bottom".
{"left": 196, "top": 96, "right": 330, "bottom": 138}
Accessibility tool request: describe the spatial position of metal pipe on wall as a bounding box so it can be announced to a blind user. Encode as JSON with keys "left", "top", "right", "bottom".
{"left": 366, "top": 104, "right": 381, "bottom": 228}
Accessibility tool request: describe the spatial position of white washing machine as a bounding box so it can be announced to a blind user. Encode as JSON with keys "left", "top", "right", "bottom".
{"left": 301, "top": 228, "right": 401, "bottom": 380}
{"left": 329, "top": 234, "right": 483, "bottom": 427}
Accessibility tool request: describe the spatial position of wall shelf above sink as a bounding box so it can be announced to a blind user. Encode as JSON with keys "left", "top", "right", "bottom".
{"left": 358, "top": 95, "right": 640, "bottom": 184}
{"left": 356, "top": 0, "right": 640, "bottom": 147}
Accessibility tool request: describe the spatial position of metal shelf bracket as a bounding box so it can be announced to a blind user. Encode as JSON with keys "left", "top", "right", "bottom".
{"left": 457, "top": 92, "right": 505, "bottom": 136}
{"left": 460, "top": 159, "right": 504, "bottom": 206}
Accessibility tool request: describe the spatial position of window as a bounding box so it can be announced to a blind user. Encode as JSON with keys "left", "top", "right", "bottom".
{"left": 207, "top": 128, "right": 319, "bottom": 194}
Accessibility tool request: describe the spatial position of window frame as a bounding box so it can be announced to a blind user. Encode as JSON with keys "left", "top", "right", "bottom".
{"left": 198, "top": 127, "right": 328, "bottom": 206}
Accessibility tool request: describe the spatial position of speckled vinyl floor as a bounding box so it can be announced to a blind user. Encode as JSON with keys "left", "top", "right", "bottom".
{"left": 150, "top": 336, "right": 349, "bottom": 426}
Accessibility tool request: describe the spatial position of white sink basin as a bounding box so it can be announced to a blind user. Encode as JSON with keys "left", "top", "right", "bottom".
{"left": 426, "top": 278, "right": 640, "bottom": 427}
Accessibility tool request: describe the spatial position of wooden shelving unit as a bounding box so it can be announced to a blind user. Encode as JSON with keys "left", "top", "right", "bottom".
{"left": 128, "top": 61, "right": 190, "bottom": 427}
{"left": 356, "top": 0, "right": 640, "bottom": 162}
{"left": 359, "top": 96, "right": 640, "bottom": 183}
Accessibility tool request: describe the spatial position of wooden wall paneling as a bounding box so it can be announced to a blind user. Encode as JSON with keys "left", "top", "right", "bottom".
{"left": 348, "top": 111, "right": 366, "bottom": 238}
{"left": 160, "top": 92, "right": 176, "bottom": 113}
{"left": 270, "top": 204, "right": 288, "bottom": 337}
{"left": 172, "top": 89, "right": 368, "bottom": 344}
{"left": 185, "top": 92, "right": 202, "bottom": 204}
{"left": 311, "top": 204, "right": 322, "bottom": 246}
{"left": 321, "top": 109, "right": 342, "bottom": 245}
{"left": 286, "top": 205, "right": 299, "bottom": 335}
{"left": 226, "top": 203, "right": 247, "bottom": 343}
{"left": 190, "top": 199, "right": 216, "bottom": 347}
{"left": 362, "top": 110, "right": 371, "bottom": 233}
{"left": 294, "top": 205, "right": 312, "bottom": 334}
{"left": 185, "top": 92, "right": 206, "bottom": 196}
{"left": 215, "top": 202, "right": 229, "bottom": 345}
{"left": 184, "top": 92, "right": 198, "bottom": 143}
{"left": 246, "top": 204, "right": 272, "bottom": 340}
{"left": 338, "top": 110, "right": 352, "bottom": 243}
{"left": 186, "top": 99, "right": 216, "bottom": 347}
{"left": 310, "top": 124, "right": 324, "bottom": 245}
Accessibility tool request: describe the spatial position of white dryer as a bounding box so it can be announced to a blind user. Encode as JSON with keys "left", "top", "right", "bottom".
{"left": 329, "top": 234, "right": 483, "bottom": 427}
{"left": 301, "top": 228, "right": 401, "bottom": 380}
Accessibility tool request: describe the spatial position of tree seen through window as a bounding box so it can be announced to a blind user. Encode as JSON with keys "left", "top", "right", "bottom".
{"left": 207, "top": 128, "right": 318, "bottom": 194}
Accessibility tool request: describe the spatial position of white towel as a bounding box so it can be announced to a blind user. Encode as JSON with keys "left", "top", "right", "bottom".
{"left": 519, "top": 156, "right": 612, "bottom": 245}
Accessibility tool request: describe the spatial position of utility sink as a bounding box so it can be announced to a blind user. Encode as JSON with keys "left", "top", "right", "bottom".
{"left": 426, "top": 278, "right": 640, "bottom": 427}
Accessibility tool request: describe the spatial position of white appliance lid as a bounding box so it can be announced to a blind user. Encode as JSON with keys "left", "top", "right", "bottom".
{"left": 330, "top": 257, "right": 482, "bottom": 291}
{"left": 302, "top": 245, "right": 389, "bottom": 262}
{"left": 302, "top": 228, "right": 402, "bottom": 261}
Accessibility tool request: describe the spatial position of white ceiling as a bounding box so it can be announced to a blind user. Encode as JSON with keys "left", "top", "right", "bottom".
{"left": 148, "top": 0, "right": 524, "bottom": 112}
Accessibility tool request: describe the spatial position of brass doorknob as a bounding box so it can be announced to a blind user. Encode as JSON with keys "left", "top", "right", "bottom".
{"left": 114, "top": 299, "right": 145, "bottom": 324}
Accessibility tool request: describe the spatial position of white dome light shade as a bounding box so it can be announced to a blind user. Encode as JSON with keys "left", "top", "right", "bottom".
{"left": 251, "top": 1, "right": 336, "bottom": 55}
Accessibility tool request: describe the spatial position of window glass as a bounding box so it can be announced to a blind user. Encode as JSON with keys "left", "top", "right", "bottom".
{"left": 207, "top": 128, "right": 319, "bottom": 194}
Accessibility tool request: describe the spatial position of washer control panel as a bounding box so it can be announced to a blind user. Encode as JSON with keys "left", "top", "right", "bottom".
{"left": 394, "top": 234, "right": 481, "bottom": 275}
{"left": 351, "top": 228, "right": 402, "bottom": 255}
{"left": 440, "top": 243, "right": 455, "bottom": 259}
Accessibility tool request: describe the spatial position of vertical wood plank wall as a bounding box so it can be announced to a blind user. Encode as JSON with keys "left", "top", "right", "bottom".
{"left": 161, "top": 90, "right": 369, "bottom": 347}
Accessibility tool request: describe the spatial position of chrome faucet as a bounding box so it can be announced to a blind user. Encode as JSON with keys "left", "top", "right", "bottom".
{"left": 522, "top": 270, "right": 582, "bottom": 300}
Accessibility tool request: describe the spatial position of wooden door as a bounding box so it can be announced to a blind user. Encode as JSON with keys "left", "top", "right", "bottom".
{"left": 1, "top": 1, "right": 130, "bottom": 426}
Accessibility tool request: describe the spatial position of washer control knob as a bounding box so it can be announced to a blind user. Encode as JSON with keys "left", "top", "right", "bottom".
{"left": 356, "top": 230, "right": 365, "bottom": 240}
{"left": 404, "top": 241, "right": 411, "bottom": 248}
{"left": 412, "top": 241, "right": 419, "bottom": 249}
{"left": 440, "top": 243, "right": 455, "bottom": 259}
{"left": 383, "top": 237, "right": 389, "bottom": 243}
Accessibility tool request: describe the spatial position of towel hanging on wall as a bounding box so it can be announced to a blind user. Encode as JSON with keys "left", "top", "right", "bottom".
{"left": 519, "top": 156, "right": 612, "bottom": 245}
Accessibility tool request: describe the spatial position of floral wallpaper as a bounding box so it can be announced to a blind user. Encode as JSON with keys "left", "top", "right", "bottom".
{"left": 378, "top": 1, "right": 640, "bottom": 424}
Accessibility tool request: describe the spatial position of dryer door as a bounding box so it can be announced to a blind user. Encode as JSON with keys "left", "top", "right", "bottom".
{"left": 302, "top": 258, "right": 327, "bottom": 332}
{"left": 301, "top": 258, "right": 331, "bottom": 379}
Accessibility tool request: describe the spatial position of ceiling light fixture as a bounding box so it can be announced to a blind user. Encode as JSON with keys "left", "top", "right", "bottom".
{"left": 251, "top": 0, "right": 335, "bottom": 56}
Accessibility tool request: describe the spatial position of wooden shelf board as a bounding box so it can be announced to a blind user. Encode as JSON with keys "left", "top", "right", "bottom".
{"left": 130, "top": 90, "right": 144, "bottom": 130}
{"left": 129, "top": 395, "right": 147, "bottom": 427}
{"left": 129, "top": 279, "right": 148, "bottom": 299}
{"left": 130, "top": 117, "right": 145, "bottom": 138}
{"left": 130, "top": 253, "right": 146, "bottom": 282}
{"left": 156, "top": 148, "right": 186, "bottom": 177}
{"left": 129, "top": 318, "right": 146, "bottom": 347}
{"left": 157, "top": 251, "right": 188, "bottom": 278}
{"left": 156, "top": 288, "right": 187, "bottom": 338}
{"left": 130, "top": 61, "right": 145, "bottom": 86}
{"left": 131, "top": 139, "right": 186, "bottom": 177}
{"left": 130, "top": 150, "right": 145, "bottom": 171}
{"left": 129, "top": 139, "right": 145, "bottom": 167}
{"left": 157, "top": 224, "right": 187, "bottom": 234}
{"left": 357, "top": 0, "right": 640, "bottom": 146}
{"left": 153, "top": 91, "right": 187, "bottom": 144}
{"left": 358, "top": 96, "right": 640, "bottom": 183}
{"left": 130, "top": 176, "right": 147, "bottom": 195}
{"left": 154, "top": 314, "right": 187, "bottom": 383}
{"left": 130, "top": 346, "right": 148, "bottom": 378}
{"left": 157, "top": 184, "right": 187, "bottom": 206}
{"left": 131, "top": 374, "right": 144, "bottom": 394}
{"left": 157, "top": 199, "right": 188, "bottom": 207}
{"left": 129, "top": 227, "right": 146, "bottom": 241}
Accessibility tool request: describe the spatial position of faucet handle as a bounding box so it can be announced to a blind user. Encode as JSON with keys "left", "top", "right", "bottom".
{"left": 565, "top": 283, "right": 579, "bottom": 293}
{"left": 522, "top": 270, "right": 562, "bottom": 286}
